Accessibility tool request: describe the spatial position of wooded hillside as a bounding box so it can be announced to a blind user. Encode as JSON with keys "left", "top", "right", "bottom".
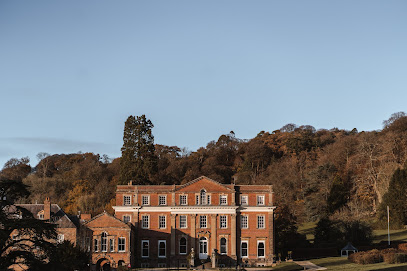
{"left": 2, "top": 112, "right": 407, "bottom": 227}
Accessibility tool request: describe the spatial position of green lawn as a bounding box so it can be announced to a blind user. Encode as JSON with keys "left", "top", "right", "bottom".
{"left": 297, "top": 221, "right": 317, "bottom": 243}
{"left": 271, "top": 257, "right": 407, "bottom": 270}
{"left": 373, "top": 229, "right": 407, "bottom": 243}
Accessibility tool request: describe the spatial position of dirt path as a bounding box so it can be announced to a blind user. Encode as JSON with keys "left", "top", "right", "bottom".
{"left": 294, "top": 261, "right": 327, "bottom": 270}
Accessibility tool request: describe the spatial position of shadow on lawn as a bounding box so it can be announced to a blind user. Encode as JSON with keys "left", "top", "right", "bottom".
{"left": 314, "top": 258, "right": 349, "bottom": 268}
{"left": 374, "top": 230, "right": 407, "bottom": 242}
{"left": 374, "top": 266, "right": 407, "bottom": 271}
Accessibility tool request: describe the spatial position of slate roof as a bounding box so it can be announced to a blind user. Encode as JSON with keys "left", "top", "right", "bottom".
{"left": 15, "top": 203, "right": 78, "bottom": 228}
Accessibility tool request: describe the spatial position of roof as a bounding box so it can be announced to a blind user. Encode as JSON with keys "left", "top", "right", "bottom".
{"left": 84, "top": 211, "right": 131, "bottom": 229}
{"left": 341, "top": 242, "right": 358, "bottom": 251}
{"left": 15, "top": 204, "right": 77, "bottom": 228}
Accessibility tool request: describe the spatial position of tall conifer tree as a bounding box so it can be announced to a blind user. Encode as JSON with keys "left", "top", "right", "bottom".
{"left": 119, "top": 115, "right": 158, "bottom": 185}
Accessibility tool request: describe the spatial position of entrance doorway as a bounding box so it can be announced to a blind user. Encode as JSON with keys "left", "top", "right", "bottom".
{"left": 199, "top": 237, "right": 208, "bottom": 259}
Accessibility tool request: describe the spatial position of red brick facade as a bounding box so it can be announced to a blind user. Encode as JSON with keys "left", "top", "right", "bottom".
{"left": 113, "top": 176, "right": 276, "bottom": 268}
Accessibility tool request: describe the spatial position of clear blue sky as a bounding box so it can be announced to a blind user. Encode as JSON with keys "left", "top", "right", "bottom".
{"left": 1, "top": 0, "right": 406, "bottom": 168}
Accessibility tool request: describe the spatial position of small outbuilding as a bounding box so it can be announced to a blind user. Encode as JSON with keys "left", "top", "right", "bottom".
{"left": 341, "top": 242, "right": 358, "bottom": 257}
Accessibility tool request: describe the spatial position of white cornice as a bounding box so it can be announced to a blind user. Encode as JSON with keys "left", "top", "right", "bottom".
{"left": 113, "top": 205, "right": 275, "bottom": 214}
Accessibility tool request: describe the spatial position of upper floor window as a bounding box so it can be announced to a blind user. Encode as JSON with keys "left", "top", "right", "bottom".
{"left": 123, "top": 215, "right": 131, "bottom": 223}
{"left": 200, "top": 215, "right": 207, "bottom": 228}
{"left": 159, "top": 215, "right": 166, "bottom": 229}
{"left": 101, "top": 232, "right": 107, "bottom": 252}
{"left": 142, "top": 195, "right": 150, "bottom": 206}
{"left": 180, "top": 195, "right": 187, "bottom": 205}
{"left": 220, "top": 215, "right": 227, "bottom": 229}
{"left": 257, "top": 215, "right": 265, "bottom": 229}
{"left": 124, "top": 195, "right": 131, "bottom": 206}
{"left": 179, "top": 215, "right": 187, "bottom": 229}
{"left": 57, "top": 234, "right": 64, "bottom": 244}
{"left": 241, "top": 215, "right": 248, "bottom": 229}
{"left": 110, "top": 238, "right": 114, "bottom": 252}
{"left": 257, "top": 195, "right": 265, "bottom": 206}
{"left": 220, "top": 195, "right": 227, "bottom": 205}
{"left": 118, "top": 237, "right": 126, "bottom": 252}
{"left": 159, "top": 195, "right": 167, "bottom": 205}
{"left": 241, "top": 195, "right": 248, "bottom": 205}
{"left": 94, "top": 239, "right": 99, "bottom": 252}
{"left": 142, "top": 215, "right": 149, "bottom": 228}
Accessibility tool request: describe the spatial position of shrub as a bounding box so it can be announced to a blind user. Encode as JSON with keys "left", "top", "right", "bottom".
{"left": 398, "top": 243, "right": 407, "bottom": 252}
{"left": 382, "top": 252, "right": 407, "bottom": 264}
{"left": 349, "top": 249, "right": 382, "bottom": 264}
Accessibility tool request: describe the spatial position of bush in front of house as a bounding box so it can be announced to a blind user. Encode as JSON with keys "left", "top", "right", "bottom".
{"left": 349, "top": 249, "right": 382, "bottom": 265}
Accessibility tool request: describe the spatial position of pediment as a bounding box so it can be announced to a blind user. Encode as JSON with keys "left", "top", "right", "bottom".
{"left": 176, "top": 176, "right": 233, "bottom": 193}
{"left": 84, "top": 212, "right": 130, "bottom": 229}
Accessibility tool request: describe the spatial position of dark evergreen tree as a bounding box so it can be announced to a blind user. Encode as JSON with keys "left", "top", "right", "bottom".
{"left": 119, "top": 115, "right": 158, "bottom": 185}
{"left": 379, "top": 168, "right": 407, "bottom": 228}
{"left": 327, "top": 175, "right": 349, "bottom": 214}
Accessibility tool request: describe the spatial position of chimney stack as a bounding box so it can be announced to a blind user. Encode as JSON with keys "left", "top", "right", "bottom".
{"left": 44, "top": 197, "right": 51, "bottom": 220}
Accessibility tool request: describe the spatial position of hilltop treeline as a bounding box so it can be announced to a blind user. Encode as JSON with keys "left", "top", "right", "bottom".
{"left": 2, "top": 112, "right": 407, "bottom": 226}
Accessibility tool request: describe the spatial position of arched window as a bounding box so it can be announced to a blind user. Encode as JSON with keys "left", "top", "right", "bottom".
{"left": 200, "top": 189, "right": 206, "bottom": 205}
{"left": 220, "top": 237, "right": 227, "bottom": 254}
{"left": 101, "top": 232, "right": 107, "bottom": 252}
{"left": 179, "top": 237, "right": 187, "bottom": 254}
{"left": 257, "top": 241, "right": 265, "bottom": 257}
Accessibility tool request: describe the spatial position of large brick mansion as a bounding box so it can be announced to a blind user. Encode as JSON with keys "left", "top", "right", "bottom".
{"left": 17, "top": 176, "right": 276, "bottom": 270}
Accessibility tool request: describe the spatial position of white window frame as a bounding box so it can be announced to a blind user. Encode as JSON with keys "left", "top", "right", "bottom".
{"left": 257, "top": 215, "right": 265, "bottom": 229}
{"left": 123, "top": 195, "right": 131, "bottom": 206}
{"left": 159, "top": 195, "right": 167, "bottom": 206}
{"left": 142, "top": 195, "right": 150, "bottom": 206}
{"left": 220, "top": 215, "right": 227, "bottom": 229}
{"left": 101, "top": 232, "right": 108, "bottom": 252}
{"left": 257, "top": 240, "right": 265, "bottom": 258}
{"left": 141, "top": 240, "right": 149, "bottom": 258}
{"left": 57, "top": 234, "right": 64, "bottom": 244}
{"left": 200, "top": 190, "right": 207, "bottom": 205}
{"left": 257, "top": 195, "right": 265, "bottom": 206}
{"left": 241, "top": 195, "right": 248, "bottom": 205}
{"left": 241, "top": 241, "right": 249, "bottom": 258}
{"left": 158, "top": 240, "right": 166, "bottom": 258}
{"left": 180, "top": 194, "right": 187, "bottom": 205}
{"left": 123, "top": 215, "right": 131, "bottom": 223}
{"left": 220, "top": 195, "right": 227, "bottom": 205}
{"left": 159, "top": 215, "right": 166, "bottom": 229}
{"left": 179, "top": 237, "right": 187, "bottom": 255}
{"left": 241, "top": 215, "right": 248, "bottom": 229}
{"left": 179, "top": 215, "right": 187, "bottom": 229}
{"left": 220, "top": 237, "right": 227, "bottom": 255}
{"left": 141, "top": 215, "right": 149, "bottom": 229}
{"left": 110, "top": 238, "right": 114, "bottom": 252}
{"left": 94, "top": 239, "right": 99, "bottom": 252}
{"left": 196, "top": 194, "right": 199, "bottom": 205}
{"left": 207, "top": 194, "right": 211, "bottom": 205}
{"left": 118, "top": 237, "right": 126, "bottom": 252}
{"left": 200, "top": 215, "right": 207, "bottom": 228}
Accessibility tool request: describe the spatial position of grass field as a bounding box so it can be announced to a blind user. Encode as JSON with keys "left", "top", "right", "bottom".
{"left": 373, "top": 229, "right": 407, "bottom": 243}
{"left": 271, "top": 257, "right": 407, "bottom": 270}
{"left": 297, "top": 222, "right": 407, "bottom": 244}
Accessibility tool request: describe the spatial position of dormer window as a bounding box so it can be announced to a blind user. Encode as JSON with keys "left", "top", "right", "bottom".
{"left": 200, "top": 189, "right": 207, "bottom": 205}
{"left": 37, "top": 210, "right": 44, "bottom": 220}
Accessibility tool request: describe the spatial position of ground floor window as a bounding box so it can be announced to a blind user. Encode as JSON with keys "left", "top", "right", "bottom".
{"left": 158, "top": 240, "right": 166, "bottom": 258}
{"left": 241, "top": 241, "right": 248, "bottom": 258}
{"left": 220, "top": 237, "right": 227, "bottom": 254}
{"left": 142, "top": 240, "right": 149, "bottom": 257}
{"left": 257, "top": 241, "right": 265, "bottom": 257}
{"left": 179, "top": 237, "right": 187, "bottom": 254}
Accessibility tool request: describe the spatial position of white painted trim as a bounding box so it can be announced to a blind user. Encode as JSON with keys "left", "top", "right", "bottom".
{"left": 112, "top": 205, "right": 275, "bottom": 213}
